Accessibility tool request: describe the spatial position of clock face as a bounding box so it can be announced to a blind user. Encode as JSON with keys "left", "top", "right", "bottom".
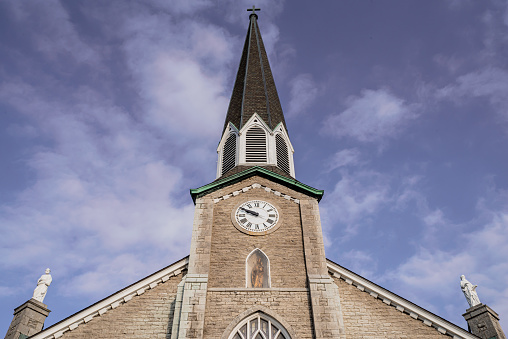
{"left": 235, "top": 200, "right": 279, "bottom": 233}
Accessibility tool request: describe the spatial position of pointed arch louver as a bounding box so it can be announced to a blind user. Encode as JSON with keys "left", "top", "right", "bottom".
{"left": 245, "top": 126, "right": 267, "bottom": 162}
{"left": 222, "top": 133, "right": 237, "bottom": 175}
{"left": 275, "top": 134, "right": 290, "bottom": 175}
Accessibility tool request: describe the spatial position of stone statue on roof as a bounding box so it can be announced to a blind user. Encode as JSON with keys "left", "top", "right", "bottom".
{"left": 460, "top": 274, "right": 481, "bottom": 308}
{"left": 32, "top": 268, "right": 52, "bottom": 303}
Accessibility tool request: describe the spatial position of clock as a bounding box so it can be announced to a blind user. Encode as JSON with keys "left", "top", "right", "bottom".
{"left": 233, "top": 200, "right": 280, "bottom": 235}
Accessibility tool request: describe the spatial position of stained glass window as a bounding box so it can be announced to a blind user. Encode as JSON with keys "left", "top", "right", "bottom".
{"left": 229, "top": 312, "right": 290, "bottom": 339}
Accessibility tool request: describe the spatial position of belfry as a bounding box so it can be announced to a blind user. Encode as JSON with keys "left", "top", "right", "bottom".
{"left": 4, "top": 9, "right": 506, "bottom": 339}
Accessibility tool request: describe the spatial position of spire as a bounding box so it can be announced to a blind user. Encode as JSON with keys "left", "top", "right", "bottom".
{"left": 216, "top": 10, "right": 295, "bottom": 180}
{"left": 223, "top": 9, "right": 287, "bottom": 134}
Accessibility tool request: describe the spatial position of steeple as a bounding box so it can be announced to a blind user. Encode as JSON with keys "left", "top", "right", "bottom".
{"left": 217, "top": 10, "right": 294, "bottom": 179}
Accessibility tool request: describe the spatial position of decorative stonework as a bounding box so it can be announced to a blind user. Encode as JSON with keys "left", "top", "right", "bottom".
{"left": 213, "top": 183, "right": 300, "bottom": 204}
{"left": 327, "top": 260, "right": 477, "bottom": 339}
{"left": 30, "top": 258, "right": 189, "bottom": 339}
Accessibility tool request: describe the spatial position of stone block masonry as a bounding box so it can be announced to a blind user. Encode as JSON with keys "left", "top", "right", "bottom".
{"left": 463, "top": 304, "right": 506, "bottom": 339}
{"left": 4, "top": 299, "right": 50, "bottom": 339}
{"left": 204, "top": 290, "right": 313, "bottom": 338}
{"left": 334, "top": 276, "right": 447, "bottom": 338}
{"left": 56, "top": 272, "right": 183, "bottom": 339}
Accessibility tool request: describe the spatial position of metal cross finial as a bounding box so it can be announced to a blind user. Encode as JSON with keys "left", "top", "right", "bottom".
{"left": 247, "top": 5, "right": 260, "bottom": 17}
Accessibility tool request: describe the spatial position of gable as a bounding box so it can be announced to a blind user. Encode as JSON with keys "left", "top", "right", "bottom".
{"left": 31, "top": 258, "right": 188, "bottom": 339}
{"left": 327, "top": 260, "right": 477, "bottom": 339}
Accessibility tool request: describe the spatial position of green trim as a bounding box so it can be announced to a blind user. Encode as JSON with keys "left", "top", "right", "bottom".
{"left": 272, "top": 121, "right": 283, "bottom": 131}
{"left": 18, "top": 334, "right": 28, "bottom": 339}
{"left": 190, "top": 166, "right": 324, "bottom": 203}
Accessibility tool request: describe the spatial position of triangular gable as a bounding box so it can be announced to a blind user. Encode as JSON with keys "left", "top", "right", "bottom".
{"left": 31, "top": 257, "right": 189, "bottom": 339}
{"left": 327, "top": 259, "right": 478, "bottom": 339}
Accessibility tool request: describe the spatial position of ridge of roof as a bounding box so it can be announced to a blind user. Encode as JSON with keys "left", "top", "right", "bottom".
{"left": 222, "top": 13, "right": 287, "bottom": 135}
{"left": 326, "top": 259, "right": 479, "bottom": 339}
{"left": 30, "top": 257, "right": 189, "bottom": 339}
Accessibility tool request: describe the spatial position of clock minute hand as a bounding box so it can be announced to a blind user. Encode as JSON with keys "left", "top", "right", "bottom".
{"left": 240, "top": 207, "right": 259, "bottom": 217}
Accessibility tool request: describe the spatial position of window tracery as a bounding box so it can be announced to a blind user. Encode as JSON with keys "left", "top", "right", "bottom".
{"left": 229, "top": 313, "right": 290, "bottom": 339}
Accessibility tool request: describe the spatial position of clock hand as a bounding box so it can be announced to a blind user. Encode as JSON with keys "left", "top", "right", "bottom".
{"left": 240, "top": 207, "right": 259, "bottom": 217}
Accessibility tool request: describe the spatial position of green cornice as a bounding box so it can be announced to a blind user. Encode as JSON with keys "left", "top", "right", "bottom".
{"left": 190, "top": 166, "right": 324, "bottom": 204}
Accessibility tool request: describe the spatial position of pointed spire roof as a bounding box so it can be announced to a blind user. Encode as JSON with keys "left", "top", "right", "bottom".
{"left": 223, "top": 12, "right": 287, "bottom": 134}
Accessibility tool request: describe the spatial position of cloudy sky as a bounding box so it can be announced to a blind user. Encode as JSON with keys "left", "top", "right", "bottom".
{"left": 1, "top": 0, "right": 508, "bottom": 333}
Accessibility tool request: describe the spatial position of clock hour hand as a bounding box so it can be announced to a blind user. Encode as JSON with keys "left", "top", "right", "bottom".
{"left": 240, "top": 207, "right": 259, "bottom": 217}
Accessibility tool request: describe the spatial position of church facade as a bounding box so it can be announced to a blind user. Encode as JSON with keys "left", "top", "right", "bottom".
{"left": 4, "top": 11, "right": 506, "bottom": 339}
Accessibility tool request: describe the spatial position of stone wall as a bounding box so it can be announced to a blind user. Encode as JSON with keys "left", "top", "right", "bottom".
{"left": 208, "top": 176, "right": 308, "bottom": 289}
{"left": 333, "top": 276, "right": 446, "bottom": 338}
{"left": 202, "top": 176, "right": 315, "bottom": 337}
{"left": 59, "top": 272, "right": 183, "bottom": 339}
{"left": 204, "top": 290, "right": 313, "bottom": 338}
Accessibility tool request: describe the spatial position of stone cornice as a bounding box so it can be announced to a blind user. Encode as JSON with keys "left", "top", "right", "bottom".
{"left": 30, "top": 257, "right": 189, "bottom": 339}
{"left": 212, "top": 182, "right": 301, "bottom": 204}
{"left": 326, "top": 259, "right": 479, "bottom": 339}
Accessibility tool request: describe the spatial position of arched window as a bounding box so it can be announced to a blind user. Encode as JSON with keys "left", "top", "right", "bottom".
{"left": 229, "top": 312, "right": 290, "bottom": 339}
{"left": 222, "top": 133, "right": 237, "bottom": 175}
{"left": 246, "top": 126, "right": 267, "bottom": 162}
{"left": 246, "top": 249, "right": 270, "bottom": 288}
{"left": 275, "top": 134, "right": 290, "bottom": 175}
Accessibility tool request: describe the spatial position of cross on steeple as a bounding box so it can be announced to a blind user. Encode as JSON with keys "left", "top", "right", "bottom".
{"left": 247, "top": 5, "right": 260, "bottom": 18}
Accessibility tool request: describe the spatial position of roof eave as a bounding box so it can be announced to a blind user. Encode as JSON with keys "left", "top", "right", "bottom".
{"left": 190, "top": 166, "right": 324, "bottom": 204}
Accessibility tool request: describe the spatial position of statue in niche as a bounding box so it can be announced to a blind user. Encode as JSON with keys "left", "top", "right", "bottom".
{"left": 460, "top": 275, "right": 481, "bottom": 308}
{"left": 247, "top": 249, "right": 269, "bottom": 288}
{"left": 251, "top": 256, "right": 264, "bottom": 288}
{"left": 32, "top": 268, "right": 52, "bottom": 303}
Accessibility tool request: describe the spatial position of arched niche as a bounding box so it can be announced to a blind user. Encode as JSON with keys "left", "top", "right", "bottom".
{"left": 246, "top": 248, "right": 270, "bottom": 288}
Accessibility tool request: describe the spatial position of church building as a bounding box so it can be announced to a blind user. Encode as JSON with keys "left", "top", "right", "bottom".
{"left": 4, "top": 9, "right": 506, "bottom": 339}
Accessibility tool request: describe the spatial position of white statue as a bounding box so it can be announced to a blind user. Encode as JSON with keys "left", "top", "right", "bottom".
{"left": 32, "top": 268, "right": 52, "bottom": 303}
{"left": 460, "top": 274, "right": 481, "bottom": 308}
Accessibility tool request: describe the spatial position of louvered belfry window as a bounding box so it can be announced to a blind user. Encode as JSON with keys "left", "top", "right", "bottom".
{"left": 246, "top": 126, "right": 267, "bottom": 162}
{"left": 275, "top": 134, "right": 290, "bottom": 175}
{"left": 222, "top": 133, "right": 237, "bottom": 175}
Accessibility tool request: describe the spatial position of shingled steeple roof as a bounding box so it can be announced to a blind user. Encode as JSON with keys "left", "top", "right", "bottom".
{"left": 223, "top": 12, "right": 287, "bottom": 134}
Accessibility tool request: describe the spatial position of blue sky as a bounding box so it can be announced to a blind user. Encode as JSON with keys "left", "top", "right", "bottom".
{"left": 1, "top": 0, "right": 508, "bottom": 333}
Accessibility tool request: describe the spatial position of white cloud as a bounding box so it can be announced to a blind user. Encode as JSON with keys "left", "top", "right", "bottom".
{"left": 6, "top": 0, "right": 101, "bottom": 66}
{"left": 0, "top": 78, "right": 196, "bottom": 295}
{"left": 287, "top": 73, "right": 319, "bottom": 117}
{"left": 324, "top": 148, "right": 362, "bottom": 172}
{"left": 381, "top": 188, "right": 508, "bottom": 328}
{"left": 321, "top": 170, "right": 391, "bottom": 238}
{"left": 341, "top": 249, "right": 378, "bottom": 278}
{"left": 322, "top": 89, "right": 418, "bottom": 143}
{"left": 0, "top": 0, "right": 263, "bottom": 301}
{"left": 438, "top": 67, "right": 508, "bottom": 120}
{"left": 423, "top": 209, "right": 445, "bottom": 226}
